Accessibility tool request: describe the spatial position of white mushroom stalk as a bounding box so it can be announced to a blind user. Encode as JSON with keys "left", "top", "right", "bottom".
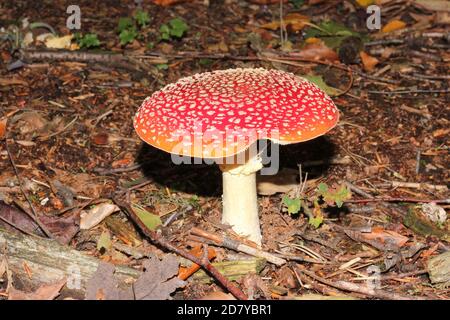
{"left": 219, "top": 151, "right": 263, "bottom": 245}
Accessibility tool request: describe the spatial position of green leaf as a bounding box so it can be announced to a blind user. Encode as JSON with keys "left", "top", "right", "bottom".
{"left": 168, "top": 18, "right": 188, "bottom": 38}
{"left": 289, "top": 0, "right": 305, "bottom": 9}
{"left": 131, "top": 204, "right": 162, "bottom": 231}
{"left": 302, "top": 75, "right": 341, "bottom": 96}
{"left": 282, "top": 195, "right": 302, "bottom": 215}
{"left": 304, "top": 20, "right": 362, "bottom": 49}
{"left": 199, "top": 58, "right": 213, "bottom": 66}
{"left": 156, "top": 63, "right": 169, "bottom": 70}
{"left": 159, "top": 24, "right": 170, "bottom": 40}
{"left": 77, "top": 33, "right": 101, "bottom": 48}
{"left": 118, "top": 17, "right": 133, "bottom": 33}
{"left": 309, "top": 215, "right": 323, "bottom": 228}
{"left": 119, "top": 27, "right": 138, "bottom": 45}
{"left": 134, "top": 9, "right": 150, "bottom": 27}
{"left": 317, "top": 183, "right": 351, "bottom": 208}
{"left": 97, "top": 230, "right": 112, "bottom": 252}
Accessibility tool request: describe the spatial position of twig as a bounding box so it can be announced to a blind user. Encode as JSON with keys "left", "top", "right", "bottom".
{"left": 112, "top": 197, "right": 247, "bottom": 300}
{"left": 368, "top": 89, "right": 449, "bottom": 95}
{"left": 4, "top": 139, "right": 53, "bottom": 238}
{"left": 93, "top": 163, "right": 142, "bottom": 175}
{"left": 190, "top": 227, "right": 286, "bottom": 266}
{"left": 300, "top": 268, "right": 428, "bottom": 300}
{"left": 345, "top": 198, "right": 450, "bottom": 204}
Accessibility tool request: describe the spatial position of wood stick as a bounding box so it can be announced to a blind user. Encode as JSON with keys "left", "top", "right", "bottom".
{"left": 112, "top": 198, "right": 248, "bottom": 300}
{"left": 0, "top": 227, "right": 140, "bottom": 295}
{"left": 190, "top": 227, "right": 286, "bottom": 266}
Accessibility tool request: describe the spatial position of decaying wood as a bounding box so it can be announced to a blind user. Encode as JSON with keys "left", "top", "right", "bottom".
{"left": 0, "top": 227, "right": 140, "bottom": 294}
{"left": 192, "top": 258, "right": 266, "bottom": 283}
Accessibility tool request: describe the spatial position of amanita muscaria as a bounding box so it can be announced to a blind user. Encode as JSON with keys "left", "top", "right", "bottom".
{"left": 134, "top": 68, "right": 339, "bottom": 245}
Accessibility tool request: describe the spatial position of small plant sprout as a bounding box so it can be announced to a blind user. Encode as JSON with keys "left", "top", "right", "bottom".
{"left": 159, "top": 18, "right": 188, "bottom": 41}
{"left": 75, "top": 33, "right": 101, "bottom": 48}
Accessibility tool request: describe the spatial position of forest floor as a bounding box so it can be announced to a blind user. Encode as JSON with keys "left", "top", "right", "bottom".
{"left": 0, "top": 0, "right": 449, "bottom": 300}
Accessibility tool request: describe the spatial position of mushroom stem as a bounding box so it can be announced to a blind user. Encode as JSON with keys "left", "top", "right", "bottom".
{"left": 220, "top": 152, "right": 263, "bottom": 246}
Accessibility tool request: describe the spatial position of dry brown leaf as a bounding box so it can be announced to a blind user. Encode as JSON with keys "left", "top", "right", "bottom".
{"left": 133, "top": 254, "right": 185, "bottom": 300}
{"left": 260, "top": 13, "right": 310, "bottom": 32}
{"left": 359, "top": 51, "right": 379, "bottom": 72}
{"left": 80, "top": 203, "right": 120, "bottom": 230}
{"left": 382, "top": 20, "right": 406, "bottom": 33}
{"left": 291, "top": 42, "right": 339, "bottom": 62}
{"left": 413, "top": 0, "right": 450, "bottom": 12}
{"left": 361, "top": 227, "right": 409, "bottom": 248}
{"left": 85, "top": 263, "right": 133, "bottom": 300}
{"left": 8, "top": 278, "right": 66, "bottom": 300}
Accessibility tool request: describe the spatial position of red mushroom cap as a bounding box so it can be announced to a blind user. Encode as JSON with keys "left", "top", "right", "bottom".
{"left": 134, "top": 68, "right": 339, "bottom": 159}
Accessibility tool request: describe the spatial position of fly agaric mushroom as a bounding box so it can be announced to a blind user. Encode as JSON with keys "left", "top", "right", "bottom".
{"left": 134, "top": 68, "right": 339, "bottom": 245}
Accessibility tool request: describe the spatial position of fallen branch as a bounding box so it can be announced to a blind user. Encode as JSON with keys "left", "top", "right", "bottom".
{"left": 0, "top": 227, "right": 140, "bottom": 296}
{"left": 112, "top": 198, "right": 248, "bottom": 300}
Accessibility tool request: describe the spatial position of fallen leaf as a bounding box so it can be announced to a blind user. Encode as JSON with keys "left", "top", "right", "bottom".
{"left": 0, "top": 201, "right": 42, "bottom": 236}
{"left": 359, "top": 51, "right": 379, "bottom": 72}
{"left": 80, "top": 203, "right": 120, "bottom": 230}
{"left": 356, "top": 0, "right": 374, "bottom": 7}
{"left": 8, "top": 278, "right": 66, "bottom": 300}
{"left": 413, "top": 0, "right": 450, "bottom": 12}
{"left": 133, "top": 254, "right": 185, "bottom": 300}
{"left": 12, "top": 111, "right": 47, "bottom": 136}
{"left": 382, "top": 20, "right": 406, "bottom": 33}
{"left": 151, "top": 0, "right": 191, "bottom": 6}
{"left": 39, "top": 214, "right": 80, "bottom": 245}
{"left": 45, "top": 35, "right": 74, "bottom": 50}
{"left": 131, "top": 204, "right": 162, "bottom": 231}
{"left": 260, "top": 13, "right": 310, "bottom": 32}
{"left": 85, "top": 263, "right": 133, "bottom": 300}
{"left": 97, "top": 230, "right": 112, "bottom": 253}
{"left": 362, "top": 227, "right": 409, "bottom": 248}
{"left": 302, "top": 74, "right": 342, "bottom": 96}
{"left": 305, "top": 37, "right": 321, "bottom": 44}
{"left": 291, "top": 42, "right": 339, "bottom": 62}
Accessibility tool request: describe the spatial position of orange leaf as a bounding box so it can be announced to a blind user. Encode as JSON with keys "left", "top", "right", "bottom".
{"left": 151, "top": 0, "right": 191, "bottom": 6}
{"left": 260, "top": 13, "right": 310, "bottom": 32}
{"left": 362, "top": 228, "right": 409, "bottom": 248}
{"left": 178, "top": 245, "right": 216, "bottom": 280}
{"left": 382, "top": 20, "right": 406, "bottom": 33}
{"left": 305, "top": 37, "right": 321, "bottom": 44}
{"left": 0, "top": 118, "right": 6, "bottom": 140}
{"left": 359, "top": 51, "right": 379, "bottom": 72}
